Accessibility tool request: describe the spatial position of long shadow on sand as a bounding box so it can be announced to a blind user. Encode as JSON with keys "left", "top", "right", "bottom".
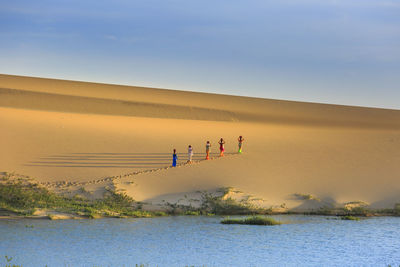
{"left": 25, "top": 152, "right": 235, "bottom": 168}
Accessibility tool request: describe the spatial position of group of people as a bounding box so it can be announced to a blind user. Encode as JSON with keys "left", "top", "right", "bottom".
{"left": 172, "top": 136, "right": 245, "bottom": 167}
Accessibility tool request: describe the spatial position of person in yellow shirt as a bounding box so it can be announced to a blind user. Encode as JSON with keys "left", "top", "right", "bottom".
{"left": 238, "top": 136, "right": 245, "bottom": 153}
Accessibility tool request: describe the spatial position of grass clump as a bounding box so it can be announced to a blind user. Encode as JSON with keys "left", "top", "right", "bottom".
{"left": 346, "top": 206, "right": 369, "bottom": 216}
{"left": 394, "top": 203, "right": 400, "bottom": 216}
{"left": 184, "top": 210, "right": 201, "bottom": 216}
{"left": 341, "top": 215, "right": 360, "bottom": 221}
{"left": 0, "top": 180, "right": 161, "bottom": 218}
{"left": 162, "top": 187, "right": 269, "bottom": 216}
{"left": 3, "top": 255, "right": 21, "bottom": 267}
{"left": 221, "top": 216, "right": 281, "bottom": 225}
{"left": 199, "top": 188, "right": 269, "bottom": 215}
{"left": 303, "top": 205, "right": 371, "bottom": 217}
{"left": 0, "top": 181, "right": 59, "bottom": 215}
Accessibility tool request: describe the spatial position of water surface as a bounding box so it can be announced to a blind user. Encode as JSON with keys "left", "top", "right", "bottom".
{"left": 1, "top": 215, "right": 399, "bottom": 266}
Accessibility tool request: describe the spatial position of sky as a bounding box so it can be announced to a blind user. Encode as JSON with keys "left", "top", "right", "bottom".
{"left": 1, "top": 0, "right": 400, "bottom": 109}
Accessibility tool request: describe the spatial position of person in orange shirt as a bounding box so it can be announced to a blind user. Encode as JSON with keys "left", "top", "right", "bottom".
{"left": 205, "top": 141, "right": 211, "bottom": 160}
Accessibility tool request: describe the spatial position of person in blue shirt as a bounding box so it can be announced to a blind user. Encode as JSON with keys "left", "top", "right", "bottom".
{"left": 172, "top": 149, "right": 178, "bottom": 167}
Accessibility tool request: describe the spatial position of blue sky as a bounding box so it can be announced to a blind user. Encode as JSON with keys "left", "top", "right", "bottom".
{"left": 1, "top": 0, "right": 399, "bottom": 108}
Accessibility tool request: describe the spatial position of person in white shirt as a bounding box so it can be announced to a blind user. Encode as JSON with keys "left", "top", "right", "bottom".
{"left": 188, "top": 145, "right": 193, "bottom": 163}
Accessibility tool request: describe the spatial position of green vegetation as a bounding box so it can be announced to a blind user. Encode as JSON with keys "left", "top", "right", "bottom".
{"left": 345, "top": 206, "right": 369, "bottom": 216}
{"left": 341, "top": 215, "right": 360, "bottom": 221}
{"left": 372, "top": 203, "right": 400, "bottom": 216}
{"left": 303, "top": 205, "right": 371, "bottom": 217}
{"left": 2, "top": 173, "right": 400, "bottom": 219}
{"left": 0, "top": 179, "right": 161, "bottom": 218}
{"left": 3, "top": 256, "right": 21, "bottom": 267}
{"left": 394, "top": 203, "right": 400, "bottom": 216}
{"left": 184, "top": 210, "right": 201, "bottom": 216}
{"left": 198, "top": 188, "right": 270, "bottom": 215}
{"left": 162, "top": 188, "right": 271, "bottom": 216}
{"left": 221, "top": 216, "right": 281, "bottom": 225}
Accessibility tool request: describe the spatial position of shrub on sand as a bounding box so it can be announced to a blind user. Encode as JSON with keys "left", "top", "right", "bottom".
{"left": 0, "top": 180, "right": 161, "bottom": 218}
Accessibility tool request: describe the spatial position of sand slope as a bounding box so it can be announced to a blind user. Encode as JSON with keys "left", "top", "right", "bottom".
{"left": 1, "top": 74, "right": 400, "bottom": 210}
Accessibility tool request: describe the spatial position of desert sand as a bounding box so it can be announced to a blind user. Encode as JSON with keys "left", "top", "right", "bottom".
{"left": 1, "top": 74, "right": 400, "bottom": 211}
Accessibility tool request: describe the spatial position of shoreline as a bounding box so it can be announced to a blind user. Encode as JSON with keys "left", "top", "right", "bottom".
{"left": 1, "top": 172, "right": 400, "bottom": 220}
{"left": 1, "top": 211, "right": 399, "bottom": 220}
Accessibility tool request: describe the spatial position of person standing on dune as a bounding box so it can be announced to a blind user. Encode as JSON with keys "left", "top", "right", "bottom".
{"left": 188, "top": 145, "right": 193, "bottom": 163}
{"left": 172, "top": 149, "right": 178, "bottom": 167}
{"left": 218, "top": 138, "right": 225, "bottom": 157}
{"left": 205, "top": 141, "right": 211, "bottom": 160}
{"left": 238, "top": 136, "right": 245, "bottom": 153}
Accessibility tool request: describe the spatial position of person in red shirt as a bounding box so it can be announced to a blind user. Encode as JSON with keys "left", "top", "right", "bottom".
{"left": 218, "top": 138, "right": 225, "bottom": 157}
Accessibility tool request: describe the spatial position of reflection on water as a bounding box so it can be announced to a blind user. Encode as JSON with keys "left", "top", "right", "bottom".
{"left": 1, "top": 215, "right": 399, "bottom": 266}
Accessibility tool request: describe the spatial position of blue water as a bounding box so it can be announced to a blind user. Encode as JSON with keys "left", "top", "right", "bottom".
{"left": 0, "top": 215, "right": 399, "bottom": 266}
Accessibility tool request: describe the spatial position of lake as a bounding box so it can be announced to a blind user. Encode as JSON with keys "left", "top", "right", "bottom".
{"left": 1, "top": 215, "right": 399, "bottom": 266}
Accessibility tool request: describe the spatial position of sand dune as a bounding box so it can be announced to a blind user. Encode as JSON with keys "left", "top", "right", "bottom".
{"left": 2, "top": 74, "right": 400, "bottom": 128}
{"left": 1, "top": 74, "right": 400, "bottom": 210}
